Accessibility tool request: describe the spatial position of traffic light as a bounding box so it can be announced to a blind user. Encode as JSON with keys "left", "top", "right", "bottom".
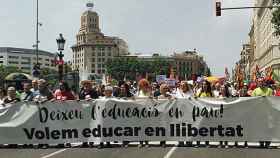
{"left": 216, "top": 2, "right": 221, "bottom": 16}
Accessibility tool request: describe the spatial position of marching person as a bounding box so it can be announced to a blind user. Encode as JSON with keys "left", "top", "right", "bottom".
{"left": 157, "top": 83, "right": 175, "bottom": 147}
{"left": 54, "top": 81, "right": 76, "bottom": 101}
{"left": 20, "top": 83, "right": 35, "bottom": 101}
{"left": 252, "top": 78, "right": 273, "bottom": 148}
{"left": 33, "top": 79, "right": 54, "bottom": 102}
{"left": 195, "top": 80, "right": 213, "bottom": 147}
{"left": 0, "top": 88, "right": 6, "bottom": 105}
{"left": 79, "top": 80, "right": 99, "bottom": 100}
{"left": 137, "top": 79, "right": 151, "bottom": 147}
{"left": 175, "top": 81, "right": 193, "bottom": 147}
{"left": 175, "top": 81, "right": 193, "bottom": 99}
{"left": 3, "top": 87, "right": 20, "bottom": 105}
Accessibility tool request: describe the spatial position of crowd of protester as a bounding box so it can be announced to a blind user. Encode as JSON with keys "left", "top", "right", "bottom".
{"left": 0, "top": 76, "right": 279, "bottom": 148}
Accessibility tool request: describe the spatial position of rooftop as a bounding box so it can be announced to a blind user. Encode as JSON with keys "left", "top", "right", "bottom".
{"left": 0, "top": 47, "right": 55, "bottom": 56}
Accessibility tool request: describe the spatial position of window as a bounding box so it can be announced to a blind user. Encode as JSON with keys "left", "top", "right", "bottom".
{"left": 22, "top": 57, "right": 30, "bottom": 60}
{"left": 0, "top": 61, "right": 3, "bottom": 63}
{"left": 102, "top": 58, "right": 105, "bottom": 62}
{"left": 21, "top": 62, "right": 31, "bottom": 65}
{"left": 102, "top": 52, "right": 105, "bottom": 56}
{"left": 92, "top": 58, "right": 95, "bottom": 62}
{"left": 45, "top": 59, "right": 49, "bottom": 61}
{"left": 108, "top": 52, "right": 111, "bottom": 56}
{"left": 8, "top": 61, "right": 19, "bottom": 64}
{"left": 21, "top": 67, "right": 31, "bottom": 70}
{"left": 98, "top": 52, "right": 101, "bottom": 56}
{"left": 98, "top": 64, "right": 101, "bottom": 68}
{"left": 8, "top": 56, "right": 19, "bottom": 59}
{"left": 98, "top": 58, "right": 101, "bottom": 62}
{"left": 0, "top": 56, "right": 3, "bottom": 58}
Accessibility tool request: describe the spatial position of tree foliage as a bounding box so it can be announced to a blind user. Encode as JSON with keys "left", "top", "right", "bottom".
{"left": 272, "top": 0, "right": 280, "bottom": 36}
{"left": 106, "top": 57, "right": 171, "bottom": 81}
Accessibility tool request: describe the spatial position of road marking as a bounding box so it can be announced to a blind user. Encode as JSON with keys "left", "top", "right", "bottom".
{"left": 40, "top": 149, "right": 68, "bottom": 158}
{"left": 163, "top": 146, "right": 177, "bottom": 158}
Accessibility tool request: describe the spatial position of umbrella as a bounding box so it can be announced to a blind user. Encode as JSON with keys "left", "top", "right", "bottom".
{"left": 205, "top": 76, "right": 219, "bottom": 83}
{"left": 5, "top": 73, "right": 33, "bottom": 81}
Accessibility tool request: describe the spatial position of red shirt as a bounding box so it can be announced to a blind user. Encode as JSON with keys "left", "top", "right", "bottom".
{"left": 275, "top": 90, "right": 280, "bottom": 96}
{"left": 54, "top": 89, "right": 75, "bottom": 100}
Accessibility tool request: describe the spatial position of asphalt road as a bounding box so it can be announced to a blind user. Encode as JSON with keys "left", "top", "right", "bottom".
{"left": 0, "top": 143, "right": 280, "bottom": 158}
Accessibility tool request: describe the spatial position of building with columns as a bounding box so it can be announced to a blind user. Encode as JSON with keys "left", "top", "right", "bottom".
{"left": 71, "top": 3, "right": 129, "bottom": 75}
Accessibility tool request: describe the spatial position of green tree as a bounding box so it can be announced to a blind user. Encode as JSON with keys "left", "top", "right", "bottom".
{"left": 272, "top": 1, "right": 280, "bottom": 35}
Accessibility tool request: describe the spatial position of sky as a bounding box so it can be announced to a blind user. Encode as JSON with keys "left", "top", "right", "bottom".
{"left": 0, "top": 0, "right": 253, "bottom": 76}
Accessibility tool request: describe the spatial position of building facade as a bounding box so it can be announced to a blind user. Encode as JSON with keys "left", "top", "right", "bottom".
{"left": 71, "top": 4, "right": 129, "bottom": 75}
{"left": 172, "top": 50, "right": 207, "bottom": 79}
{"left": 117, "top": 50, "right": 208, "bottom": 80}
{"left": 0, "top": 47, "right": 56, "bottom": 73}
{"left": 251, "top": 0, "right": 280, "bottom": 79}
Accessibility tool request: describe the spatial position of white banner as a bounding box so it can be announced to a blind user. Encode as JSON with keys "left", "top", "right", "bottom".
{"left": 0, "top": 97, "right": 280, "bottom": 144}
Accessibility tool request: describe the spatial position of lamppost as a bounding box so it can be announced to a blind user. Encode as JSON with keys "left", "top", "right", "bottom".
{"left": 56, "top": 33, "right": 66, "bottom": 81}
{"left": 32, "top": 0, "right": 42, "bottom": 78}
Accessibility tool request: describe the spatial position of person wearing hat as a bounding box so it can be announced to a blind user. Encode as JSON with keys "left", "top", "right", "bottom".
{"left": 78, "top": 80, "right": 99, "bottom": 100}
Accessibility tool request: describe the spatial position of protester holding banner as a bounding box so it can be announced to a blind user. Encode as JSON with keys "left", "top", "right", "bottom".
{"left": 195, "top": 80, "right": 213, "bottom": 147}
{"left": 20, "top": 83, "right": 35, "bottom": 101}
{"left": 196, "top": 80, "right": 213, "bottom": 98}
{"left": 79, "top": 80, "right": 99, "bottom": 100}
{"left": 251, "top": 77, "right": 272, "bottom": 148}
{"left": 175, "top": 81, "right": 193, "bottom": 147}
{"left": 252, "top": 78, "right": 273, "bottom": 97}
{"left": 33, "top": 79, "right": 54, "bottom": 102}
{"left": 117, "top": 83, "right": 134, "bottom": 99}
{"left": 213, "top": 82, "right": 221, "bottom": 98}
{"left": 30, "top": 79, "right": 38, "bottom": 92}
{"left": 137, "top": 79, "right": 151, "bottom": 147}
{"left": 137, "top": 79, "right": 152, "bottom": 98}
{"left": 275, "top": 83, "right": 280, "bottom": 96}
{"left": 100, "top": 86, "right": 114, "bottom": 99}
{"left": 152, "top": 82, "right": 161, "bottom": 97}
{"left": 3, "top": 87, "right": 21, "bottom": 105}
{"left": 54, "top": 82, "right": 75, "bottom": 101}
{"left": 0, "top": 88, "right": 6, "bottom": 105}
{"left": 175, "top": 81, "right": 193, "bottom": 99}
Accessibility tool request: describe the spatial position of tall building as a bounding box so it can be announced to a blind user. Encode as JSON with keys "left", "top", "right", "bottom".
{"left": 0, "top": 47, "right": 56, "bottom": 73}
{"left": 251, "top": 0, "right": 280, "bottom": 79}
{"left": 172, "top": 50, "right": 207, "bottom": 79}
{"left": 71, "top": 3, "right": 129, "bottom": 75}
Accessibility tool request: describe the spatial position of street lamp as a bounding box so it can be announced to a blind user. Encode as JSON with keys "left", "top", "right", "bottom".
{"left": 56, "top": 33, "right": 66, "bottom": 81}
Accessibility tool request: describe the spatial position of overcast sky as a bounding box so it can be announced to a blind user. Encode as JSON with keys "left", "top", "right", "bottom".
{"left": 0, "top": 0, "right": 253, "bottom": 75}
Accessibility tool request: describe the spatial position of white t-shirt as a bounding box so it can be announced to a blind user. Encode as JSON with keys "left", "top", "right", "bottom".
{"left": 175, "top": 90, "right": 193, "bottom": 98}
